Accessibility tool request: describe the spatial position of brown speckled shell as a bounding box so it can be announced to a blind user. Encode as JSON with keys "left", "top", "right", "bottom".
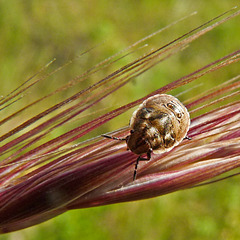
{"left": 127, "top": 94, "right": 190, "bottom": 154}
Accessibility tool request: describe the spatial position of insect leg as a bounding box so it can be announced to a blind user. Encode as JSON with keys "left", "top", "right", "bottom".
{"left": 102, "top": 134, "right": 126, "bottom": 141}
{"left": 133, "top": 148, "right": 152, "bottom": 181}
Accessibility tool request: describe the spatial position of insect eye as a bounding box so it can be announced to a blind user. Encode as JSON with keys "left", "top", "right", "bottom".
{"left": 167, "top": 102, "right": 182, "bottom": 118}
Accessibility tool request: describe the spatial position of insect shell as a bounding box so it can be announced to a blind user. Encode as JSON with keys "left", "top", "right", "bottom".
{"left": 127, "top": 94, "right": 190, "bottom": 156}
{"left": 103, "top": 94, "right": 190, "bottom": 180}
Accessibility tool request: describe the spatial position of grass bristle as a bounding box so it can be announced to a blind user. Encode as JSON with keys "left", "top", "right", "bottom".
{"left": 0, "top": 8, "right": 240, "bottom": 233}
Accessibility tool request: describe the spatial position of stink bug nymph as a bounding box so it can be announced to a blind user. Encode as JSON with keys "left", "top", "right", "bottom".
{"left": 102, "top": 94, "right": 191, "bottom": 180}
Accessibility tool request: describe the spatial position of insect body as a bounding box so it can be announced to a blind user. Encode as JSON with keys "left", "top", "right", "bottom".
{"left": 103, "top": 94, "right": 190, "bottom": 180}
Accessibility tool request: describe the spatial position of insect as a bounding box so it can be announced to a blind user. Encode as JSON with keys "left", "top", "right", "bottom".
{"left": 102, "top": 94, "right": 191, "bottom": 180}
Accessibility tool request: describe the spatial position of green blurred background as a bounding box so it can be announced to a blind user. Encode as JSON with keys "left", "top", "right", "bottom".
{"left": 1, "top": 0, "right": 240, "bottom": 239}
